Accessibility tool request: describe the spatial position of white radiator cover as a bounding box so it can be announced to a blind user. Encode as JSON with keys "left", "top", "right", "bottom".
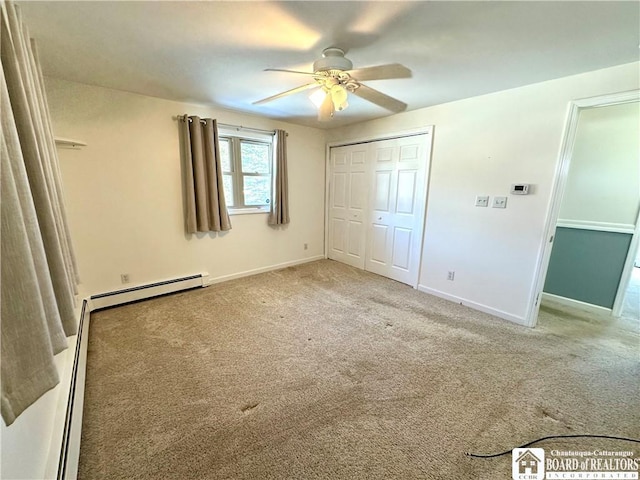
{"left": 89, "top": 273, "right": 209, "bottom": 310}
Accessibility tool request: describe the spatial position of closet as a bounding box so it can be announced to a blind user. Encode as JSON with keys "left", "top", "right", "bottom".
{"left": 328, "top": 131, "right": 433, "bottom": 286}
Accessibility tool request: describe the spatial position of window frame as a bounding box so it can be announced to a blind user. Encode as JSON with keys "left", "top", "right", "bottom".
{"left": 218, "top": 129, "right": 274, "bottom": 215}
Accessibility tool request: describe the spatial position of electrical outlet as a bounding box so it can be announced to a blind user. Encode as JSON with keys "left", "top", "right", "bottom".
{"left": 475, "top": 195, "right": 489, "bottom": 207}
{"left": 120, "top": 273, "right": 130, "bottom": 284}
{"left": 447, "top": 271, "right": 455, "bottom": 281}
{"left": 304, "top": 243, "right": 308, "bottom": 250}
{"left": 492, "top": 196, "right": 507, "bottom": 208}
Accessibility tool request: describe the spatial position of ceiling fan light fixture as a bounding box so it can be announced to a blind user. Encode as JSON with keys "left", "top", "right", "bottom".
{"left": 330, "top": 85, "right": 349, "bottom": 111}
{"left": 309, "top": 88, "right": 327, "bottom": 108}
{"left": 318, "top": 91, "right": 335, "bottom": 122}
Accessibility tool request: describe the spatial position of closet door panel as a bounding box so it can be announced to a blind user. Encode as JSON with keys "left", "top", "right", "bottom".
{"left": 365, "top": 135, "right": 430, "bottom": 286}
{"left": 328, "top": 145, "right": 368, "bottom": 269}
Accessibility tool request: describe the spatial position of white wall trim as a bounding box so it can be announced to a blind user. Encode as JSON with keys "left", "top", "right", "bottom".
{"left": 556, "top": 219, "right": 636, "bottom": 234}
{"left": 417, "top": 284, "right": 529, "bottom": 327}
{"left": 324, "top": 141, "right": 331, "bottom": 261}
{"left": 541, "top": 292, "right": 612, "bottom": 317}
{"left": 203, "top": 255, "right": 325, "bottom": 286}
{"left": 573, "top": 89, "right": 640, "bottom": 109}
{"left": 525, "top": 100, "right": 581, "bottom": 328}
{"left": 612, "top": 207, "right": 640, "bottom": 317}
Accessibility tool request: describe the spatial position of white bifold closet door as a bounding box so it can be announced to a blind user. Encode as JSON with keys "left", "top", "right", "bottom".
{"left": 328, "top": 133, "right": 431, "bottom": 286}
{"left": 328, "top": 144, "right": 368, "bottom": 269}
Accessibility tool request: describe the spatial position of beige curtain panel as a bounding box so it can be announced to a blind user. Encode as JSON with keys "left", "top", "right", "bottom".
{"left": 1, "top": 1, "right": 79, "bottom": 425}
{"left": 180, "top": 115, "right": 231, "bottom": 233}
{"left": 268, "top": 129, "right": 290, "bottom": 226}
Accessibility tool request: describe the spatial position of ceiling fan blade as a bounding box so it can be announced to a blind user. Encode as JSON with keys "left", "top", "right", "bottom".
{"left": 264, "top": 68, "right": 320, "bottom": 77}
{"left": 352, "top": 84, "right": 407, "bottom": 113}
{"left": 345, "top": 63, "right": 411, "bottom": 81}
{"left": 318, "top": 92, "right": 334, "bottom": 122}
{"left": 253, "top": 82, "right": 318, "bottom": 105}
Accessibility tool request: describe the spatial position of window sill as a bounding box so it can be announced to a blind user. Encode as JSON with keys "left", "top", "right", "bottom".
{"left": 228, "top": 207, "right": 269, "bottom": 216}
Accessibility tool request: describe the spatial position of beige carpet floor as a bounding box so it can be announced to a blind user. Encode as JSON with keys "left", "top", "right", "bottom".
{"left": 79, "top": 260, "right": 639, "bottom": 479}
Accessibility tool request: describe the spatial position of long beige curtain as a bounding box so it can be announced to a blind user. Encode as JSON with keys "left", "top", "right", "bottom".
{"left": 1, "top": 1, "right": 79, "bottom": 425}
{"left": 180, "top": 115, "right": 231, "bottom": 233}
{"left": 268, "top": 129, "right": 290, "bottom": 225}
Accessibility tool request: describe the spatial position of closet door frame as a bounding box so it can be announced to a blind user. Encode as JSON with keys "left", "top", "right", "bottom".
{"left": 324, "top": 126, "right": 434, "bottom": 288}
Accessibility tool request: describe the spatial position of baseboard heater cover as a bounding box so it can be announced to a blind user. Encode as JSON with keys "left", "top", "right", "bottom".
{"left": 57, "top": 299, "right": 89, "bottom": 480}
{"left": 89, "top": 273, "right": 209, "bottom": 310}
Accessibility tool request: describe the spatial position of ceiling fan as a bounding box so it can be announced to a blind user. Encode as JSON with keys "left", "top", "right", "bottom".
{"left": 253, "top": 47, "right": 412, "bottom": 121}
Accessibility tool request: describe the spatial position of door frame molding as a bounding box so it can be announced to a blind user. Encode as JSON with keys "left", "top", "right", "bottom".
{"left": 612, "top": 200, "right": 640, "bottom": 317}
{"left": 526, "top": 89, "right": 640, "bottom": 327}
{"left": 324, "top": 126, "right": 435, "bottom": 288}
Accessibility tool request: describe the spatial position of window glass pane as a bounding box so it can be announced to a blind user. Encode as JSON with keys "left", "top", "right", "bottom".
{"left": 240, "top": 141, "right": 270, "bottom": 174}
{"left": 219, "top": 138, "right": 232, "bottom": 172}
{"left": 222, "top": 174, "right": 234, "bottom": 207}
{"left": 243, "top": 176, "right": 271, "bottom": 206}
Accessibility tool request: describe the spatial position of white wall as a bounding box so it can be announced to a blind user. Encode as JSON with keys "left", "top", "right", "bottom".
{"left": 44, "top": 78, "right": 327, "bottom": 298}
{"left": 326, "top": 62, "right": 640, "bottom": 325}
{"left": 559, "top": 101, "right": 640, "bottom": 226}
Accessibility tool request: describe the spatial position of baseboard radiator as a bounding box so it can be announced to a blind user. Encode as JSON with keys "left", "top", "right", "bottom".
{"left": 57, "top": 300, "right": 89, "bottom": 480}
{"left": 58, "top": 273, "right": 209, "bottom": 479}
{"left": 89, "top": 273, "right": 209, "bottom": 310}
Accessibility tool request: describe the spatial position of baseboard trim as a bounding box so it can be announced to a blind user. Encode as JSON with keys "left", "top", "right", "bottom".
{"left": 417, "top": 285, "right": 529, "bottom": 327}
{"left": 203, "top": 256, "right": 325, "bottom": 286}
{"left": 541, "top": 292, "right": 612, "bottom": 316}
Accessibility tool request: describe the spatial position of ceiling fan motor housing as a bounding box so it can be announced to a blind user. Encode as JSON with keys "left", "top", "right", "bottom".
{"left": 313, "top": 47, "right": 353, "bottom": 73}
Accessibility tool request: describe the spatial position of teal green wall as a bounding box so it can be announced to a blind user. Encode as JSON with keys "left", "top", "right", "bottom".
{"left": 544, "top": 227, "right": 632, "bottom": 308}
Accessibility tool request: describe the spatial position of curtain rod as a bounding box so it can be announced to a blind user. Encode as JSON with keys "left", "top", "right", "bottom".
{"left": 174, "top": 115, "right": 276, "bottom": 136}
{"left": 219, "top": 122, "right": 277, "bottom": 136}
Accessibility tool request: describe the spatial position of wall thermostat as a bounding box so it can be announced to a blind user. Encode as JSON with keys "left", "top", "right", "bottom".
{"left": 511, "top": 184, "right": 530, "bottom": 195}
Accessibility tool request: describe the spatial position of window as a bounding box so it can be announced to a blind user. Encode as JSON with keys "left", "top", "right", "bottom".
{"left": 218, "top": 131, "right": 273, "bottom": 213}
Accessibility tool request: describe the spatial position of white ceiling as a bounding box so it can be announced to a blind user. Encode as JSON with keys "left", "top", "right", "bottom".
{"left": 17, "top": 1, "right": 640, "bottom": 129}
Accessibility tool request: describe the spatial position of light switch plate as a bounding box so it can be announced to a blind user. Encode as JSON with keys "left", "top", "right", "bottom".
{"left": 493, "top": 196, "right": 507, "bottom": 208}
{"left": 475, "top": 195, "right": 489, "bottom": 207}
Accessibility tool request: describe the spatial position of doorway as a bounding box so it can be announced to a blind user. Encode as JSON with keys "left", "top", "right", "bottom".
{"left": 620, "top": 263, "right": 640, "bottom": 330}
{"left": 618, "top": 235, "right": 640, "bottom": 333}
{"left": 529, "top": 90, "right": 640, "bottom": 327}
